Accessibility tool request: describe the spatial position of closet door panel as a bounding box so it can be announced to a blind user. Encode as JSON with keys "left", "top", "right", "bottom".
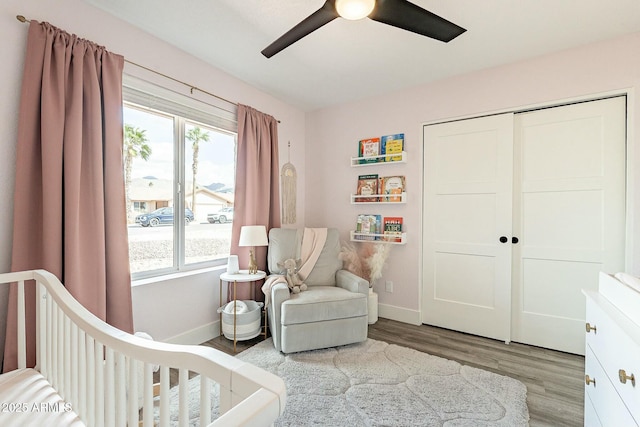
{"left": 521, "top": 116, "right": 605, "bottom": 181}
{"left": 522, "top": 190, "right": 603, "bottom": 252}
{"left": 435, "top": 194, "right": 497, "bottom": 245}
{"left": 521, "top": 259, "right": 601, "bottom": 318}
{"left": 511, "top": 97, "right": 626, "bottom": 355}
{"left": 423, "top": 113, "right": 514, "bottom": 343}
{"left": 434, "top": 252, "right": 496, "bottom": 308}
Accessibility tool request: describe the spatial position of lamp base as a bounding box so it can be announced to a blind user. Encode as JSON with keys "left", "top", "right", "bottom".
{"left": 248, "top": 249, "right": 258, "bottom": 274}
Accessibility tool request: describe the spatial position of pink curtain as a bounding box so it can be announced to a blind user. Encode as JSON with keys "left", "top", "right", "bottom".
{"left": 230, "top": 105, "right": 281, "bottom": 301}
{"left": 3, "top": 21, "right": 133, "bottom": 371}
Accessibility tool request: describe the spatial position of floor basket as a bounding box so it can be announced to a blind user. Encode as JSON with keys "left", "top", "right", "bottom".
{"left": 217, "top": 300, "right": 263, "bottom": 341}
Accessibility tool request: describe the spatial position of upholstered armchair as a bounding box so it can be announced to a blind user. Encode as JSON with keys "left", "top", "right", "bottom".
{"left": 265, "top": 228, "right": 369, "bottom": 353}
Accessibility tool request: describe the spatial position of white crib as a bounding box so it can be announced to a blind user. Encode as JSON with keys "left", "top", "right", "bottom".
{"left": 0, "top": 269, "right": 286, "bottom": 426}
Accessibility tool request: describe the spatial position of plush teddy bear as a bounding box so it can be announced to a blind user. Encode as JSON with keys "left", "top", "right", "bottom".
{"left": 277, "top": 258, "right": 308, "bottom": 294}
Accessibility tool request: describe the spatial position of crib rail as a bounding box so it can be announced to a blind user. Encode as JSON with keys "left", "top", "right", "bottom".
{"left": 4, "top": 269, "right": 285, "bottom": 427}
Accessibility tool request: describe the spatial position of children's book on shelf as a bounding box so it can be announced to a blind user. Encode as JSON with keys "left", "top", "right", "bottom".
{"left": 356, "top": 214, "right": 382, "bottom": 240}
{"left": 359, "top": 137, "right": 381, "bottom": 164}
{"left": 383, "top": 217, "right": 403, "bottom": 242}
{"left": 356, "top": 174, "right": 379, "bottom": 202}
{"left": 381, "top": 133, "right": 404, "bottom": 162}
{"left": 380, "top": 175, "right": 405, "bottom": 202}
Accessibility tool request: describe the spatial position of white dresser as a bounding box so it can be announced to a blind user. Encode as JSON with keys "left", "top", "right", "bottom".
{"left": 583, "top": 272, "right": 640, "bottom": 426}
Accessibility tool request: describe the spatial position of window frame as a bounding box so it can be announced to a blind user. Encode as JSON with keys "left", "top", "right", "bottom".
{"left": 123, "top": 77, "right": 238, "bottom": 280}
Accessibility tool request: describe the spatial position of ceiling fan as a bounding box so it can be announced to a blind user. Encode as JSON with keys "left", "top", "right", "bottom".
{"left": 261, "top": 0, "right": 466, "bottom": 58}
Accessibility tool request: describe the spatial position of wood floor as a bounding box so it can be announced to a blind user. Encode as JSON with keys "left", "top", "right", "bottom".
{"left": 203, "top": 318, "right": 585, "bottom": 427}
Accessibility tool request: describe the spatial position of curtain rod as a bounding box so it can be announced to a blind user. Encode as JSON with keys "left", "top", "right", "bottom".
{"left": 16, "top": 15, "right": 281, "bottom": 123}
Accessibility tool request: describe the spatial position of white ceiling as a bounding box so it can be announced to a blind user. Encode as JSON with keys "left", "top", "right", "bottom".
{"left": 84, "top": 0, "right": 640, "bottom": 111}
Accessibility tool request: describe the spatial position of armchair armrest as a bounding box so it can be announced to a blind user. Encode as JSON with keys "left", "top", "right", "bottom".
{"left": 336, "top": 270, "right": 369, "bottom": 295}
{"left": 266, "top": 278, "right": 290, "bottom": 352}
{"left": 271, "top": 281, "right": 291, "bottom": 306}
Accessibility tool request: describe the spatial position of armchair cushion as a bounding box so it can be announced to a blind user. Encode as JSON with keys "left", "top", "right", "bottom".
{"left": 305, "top": 231, "right": 342, "bottom": 287}
{"left": 281, "top": 286, "right": 367, "bottom": 325}
{"left": 267, "top": 228, "right": 299, "bottom": 274}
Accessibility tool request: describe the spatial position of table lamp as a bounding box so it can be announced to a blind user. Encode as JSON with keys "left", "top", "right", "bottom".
{"left": 238, "top": 225, "right": 269, "bottom": 274}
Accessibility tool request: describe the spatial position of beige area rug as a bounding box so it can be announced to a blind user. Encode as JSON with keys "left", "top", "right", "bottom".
{"left": 159, "top": 338, "right": 529, "bottom": 426}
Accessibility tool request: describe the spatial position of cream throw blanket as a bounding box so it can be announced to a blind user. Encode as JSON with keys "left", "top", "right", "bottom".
{"left": 297, "top": 227, "right": 327, "bottom": 280}
{"left": 262, "top": 228, "right": 328, "bottom": 307}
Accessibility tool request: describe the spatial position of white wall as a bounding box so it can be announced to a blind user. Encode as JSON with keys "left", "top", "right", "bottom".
{"left": 305, "top": 32, "right": 640, "bottom": 323}
{"left": 0, "top": 0, "right": 307, "bottom": 352}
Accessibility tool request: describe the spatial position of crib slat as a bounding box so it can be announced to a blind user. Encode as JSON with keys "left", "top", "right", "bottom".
{"left": 92, "top": 340, "right": 106, "bottom": 427}
{"left": 115, "top": 351, "right": 126, "bottom": 427}
{"left": 128, "top": 357, "right": 138, "bottom": 427}
{"left": 200, "top": 375, "right": 212, "bottom": 425}
{"left": 16, "top": 280, "right": 25, "bottom": 369}
{"left": 86, "top": 335, "right": 95, "bottom": 426}
{"left": 37, "top": 282, "right": 46, "bottom": 374}
{"left": 78, "top": 329, "right": 87, "bottom": 420}
{"left": 142, "top": 362, "right": 153, "bottom": 427}
{"left": 64, "top": 314, "right": 71, "bottom": 400}
{"left": 178, "top": 368, "right": 189, "bottom": 427}
{"left": 51, "top": 301, "right": 58, "bottom": 390}
{"left": 34, "top": 281, "right": 40, "bottom": 372}
{"left": 45, "top": 292, "right": 52, "bottom": 381}
{"left": 70, "top": 322, "right": 78, "bottom": 412}
{"left": 105, "top": 347, "right": 115, "bottom": 427}
{"left": 56, "top": 306, "right": 64, "bottom": 396}
{"left": 159, "top": 366, "right": 170, "bottom": 427}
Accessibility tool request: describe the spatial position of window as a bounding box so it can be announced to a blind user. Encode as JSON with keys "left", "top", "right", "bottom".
{"left": 133, "top": 201, "right": 147, "bottom": 213}
{"left": 123, "top": 77, "right": 237, "bottom": 278}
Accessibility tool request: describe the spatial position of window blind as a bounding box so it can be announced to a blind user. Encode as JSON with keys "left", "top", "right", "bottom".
{"left": 122, "top": 74, "right": 237, "bottom": 133}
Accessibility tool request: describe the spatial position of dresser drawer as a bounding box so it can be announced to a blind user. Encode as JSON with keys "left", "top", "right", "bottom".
{"left": 586, "top": 295, "right": 640, "bottom": 422}
{"left": 585, "top": 391, "right": 603, "bottom": 427}
{"left": 585, "top": 346, "right": 638, "bottom": 427}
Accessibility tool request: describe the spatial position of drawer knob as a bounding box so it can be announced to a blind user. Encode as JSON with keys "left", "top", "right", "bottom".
{"left": 585, "top": 375, "right": 596, "bottom": 386}
{"left": 585, "top": 322, "right": 597, "bottom": 333}
{"left": 618, "top": 369, "right": 636, "bottom": 386}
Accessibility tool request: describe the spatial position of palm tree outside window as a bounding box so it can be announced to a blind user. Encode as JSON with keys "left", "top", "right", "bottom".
{"left": 124, "top": 124, "right": 152, "bottom": 223}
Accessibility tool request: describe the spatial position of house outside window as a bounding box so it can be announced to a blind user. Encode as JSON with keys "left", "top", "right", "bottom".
{"left": 123, "top": 76, "right": 237, "bottom": 278}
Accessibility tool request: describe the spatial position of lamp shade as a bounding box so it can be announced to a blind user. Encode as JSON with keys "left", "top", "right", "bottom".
{"left": 238, "top": 225, "right": 269, "bottom": 247}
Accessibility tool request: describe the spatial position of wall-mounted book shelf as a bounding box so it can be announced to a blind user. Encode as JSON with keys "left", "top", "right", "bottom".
{"left": 351, "top": 192, "right": 407, "bottom": 204}
{"left": 349, "top": 231, "right": 407, "bottom": 245}
{"left": 350, "top": 151, "right": 407, "bottom": 167}
{"left": 351, "top": 137, "right": 406, "bottom": 246}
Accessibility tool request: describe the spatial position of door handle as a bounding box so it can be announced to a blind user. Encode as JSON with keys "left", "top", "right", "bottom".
{"left": 512, "top": 237, "right": 519, "bottom": 244}
{"left": 499, "top": 236, "right": 508, "bottom": 243}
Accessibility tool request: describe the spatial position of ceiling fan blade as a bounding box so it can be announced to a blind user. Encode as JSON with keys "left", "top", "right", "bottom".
{"left": 261, "top": 0, "right": 339, "bottom": 58}
{"left": 369, "top": 0, "right": 466, "bottom": 42}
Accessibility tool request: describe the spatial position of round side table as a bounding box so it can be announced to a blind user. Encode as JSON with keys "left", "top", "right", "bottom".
{"left": 219, "top": 270, "right": 266, "bottom": 352}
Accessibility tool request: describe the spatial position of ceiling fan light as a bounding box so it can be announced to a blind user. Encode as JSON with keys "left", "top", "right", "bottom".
{"left": 335, "top": 0, "right": 375, "bottom": 20}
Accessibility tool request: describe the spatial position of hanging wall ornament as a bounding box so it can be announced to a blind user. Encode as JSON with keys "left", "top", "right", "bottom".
{"left": 281, "top": 141, "right": 297, "bottom": 224}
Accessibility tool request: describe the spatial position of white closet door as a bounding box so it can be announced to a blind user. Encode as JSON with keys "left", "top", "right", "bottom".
{"left": 423, "top": 113, "right": 514, "bottom": 343}
{"left": 511, "top": 97, "right": 626, "bottom": 355}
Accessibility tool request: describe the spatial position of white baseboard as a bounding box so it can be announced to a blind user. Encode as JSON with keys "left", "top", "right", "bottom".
{"left": 165, "top": 320, "right": 220, "bottom": 345}
{"left": 378, "top": 303, "right": 421, "bottom": 326}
